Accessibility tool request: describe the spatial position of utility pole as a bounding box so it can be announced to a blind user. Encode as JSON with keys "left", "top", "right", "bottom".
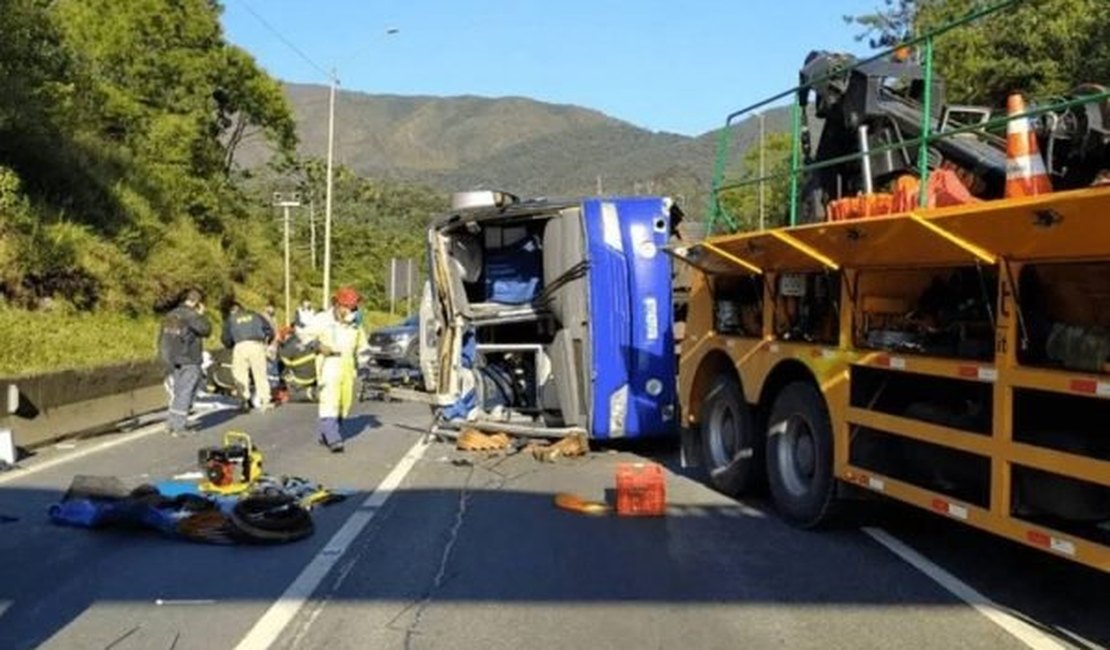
{"left": 309, "top": 200, "right": 317, "bottom": 270}
{"left": 273, "top": 192, "right": 302, "bottom": 326}
{"left": 388, "top": 258, "right": 396, "bottom": 315}
{"left": 596, "top": 174, "right": 603, "bottom": 195}
{"left": 406, "top": 259, "right": 414, "bottom": 315}
{"left": 323, "top": 68, "right": 338, "bottom": 309}
{"left": 759, "top": 112, "right": 766, "bottom": 231}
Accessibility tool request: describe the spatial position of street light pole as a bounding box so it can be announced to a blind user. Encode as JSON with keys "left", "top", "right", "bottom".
{"left": 321, "top": 30, "right": 399, "bottom": 309}
{"left": 322, "top": 69, "right": 338, "bottom": 309}
{"left": 759, "top": 112, "right": 766, "bottom": 231}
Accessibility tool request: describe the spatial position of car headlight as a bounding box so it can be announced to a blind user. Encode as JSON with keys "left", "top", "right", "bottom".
{"left": 385, "top": 334, "right": 414, "bottom": 353}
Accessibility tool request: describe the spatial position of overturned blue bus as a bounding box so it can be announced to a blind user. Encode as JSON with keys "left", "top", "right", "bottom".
{"left": 419, "top": 191, "right": 679, "bottom": 439}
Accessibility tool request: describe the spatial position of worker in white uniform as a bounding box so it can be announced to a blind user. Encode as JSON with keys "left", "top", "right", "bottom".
{"left": 301, "top": 287, "right": 368, "bottom": 452}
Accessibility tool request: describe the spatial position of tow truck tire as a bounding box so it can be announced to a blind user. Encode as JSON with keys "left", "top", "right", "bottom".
{"left": 698, "top": 374, "right": 761, "bottom": 496}
{"left": 766, "top": 381, "right": 837, "bottom": 528}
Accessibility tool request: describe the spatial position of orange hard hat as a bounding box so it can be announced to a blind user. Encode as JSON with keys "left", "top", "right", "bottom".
{"left": 335, "top": 286, "right": 361, "bottom": 308}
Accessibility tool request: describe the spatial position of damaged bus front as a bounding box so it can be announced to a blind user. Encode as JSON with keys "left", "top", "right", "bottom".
{"left": 420, "top": 191, "right": 679, "bottom": 439}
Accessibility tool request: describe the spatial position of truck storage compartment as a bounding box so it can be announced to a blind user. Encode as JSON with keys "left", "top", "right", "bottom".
{"left": 711, "top": 275, "right": 763, "bottom": 337}
{"left": 772, "top": 271, "right": 839, "bottom": 344}
{"left": 851, "top": 366, "right": 993, "bottom": 435}
{"left": 1013, "top": 466, "right": 1110, "bottom": 545}
{"left": 1018, "top": 261, "right": 1110, "bottom": 373}
{"left": 1013, "top": 388, "right": 1110, "bottom": 462}
{"left": 850, "top": 426, "right": 991, "bottom": 508}
{"left": 853, "top": 265, "right": 996, "bottom": 360}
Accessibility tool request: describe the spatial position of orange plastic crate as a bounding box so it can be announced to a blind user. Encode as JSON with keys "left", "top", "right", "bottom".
{"left": 615, "top": 462, "right": 666, "bottom": 516}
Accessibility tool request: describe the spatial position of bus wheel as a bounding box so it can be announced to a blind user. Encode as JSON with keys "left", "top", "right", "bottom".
{"left": 699, "top": 374, "right": 761, "bottom": 496}
{"left": 766, "top": 381, "right": 836, "bottom": 527}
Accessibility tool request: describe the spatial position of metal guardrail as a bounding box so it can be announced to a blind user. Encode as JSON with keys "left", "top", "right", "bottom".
{"left": 705, "top": 0, "right": 1110, "bottom": 235}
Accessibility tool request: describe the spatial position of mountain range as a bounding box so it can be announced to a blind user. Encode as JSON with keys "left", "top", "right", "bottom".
{"left": 237, "top": 83, "right": 793, "bottom": 216}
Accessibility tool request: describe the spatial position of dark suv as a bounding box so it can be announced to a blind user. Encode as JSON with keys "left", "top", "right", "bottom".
{"left": 367, "top": 314, "right": 419, "bottom": 367}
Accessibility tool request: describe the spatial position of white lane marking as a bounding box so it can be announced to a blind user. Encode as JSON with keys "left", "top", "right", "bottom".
{"left": 863, "top": 527, "right": 1068, "bottom": 650}
{"left": 0, "top": 423, "right": 165, "bottom": 486}
{"left": 0, "top": 398, "right": 240, "bottom": 485}
{"left": 234, "top": 437, "right": 431, "bottom": 650}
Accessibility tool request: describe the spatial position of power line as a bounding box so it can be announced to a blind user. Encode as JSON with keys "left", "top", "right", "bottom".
{"left": 339, "top": 27, "right": 400, "bottom": 67}
{"left": 233, "top": 0, "right": 329, "bottom": 80}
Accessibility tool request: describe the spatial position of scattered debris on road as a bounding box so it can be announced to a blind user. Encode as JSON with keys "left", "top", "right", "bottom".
{"left": 455, "top": 428, "right": 511, "bottom": 452}
{"left": 555, "top": 462, "right": 668, "bottom": 517}
{"left": 554, "top": 492, "right": 610, "bottom": 515}
{"left": 48, "top": 429, "right": 348, "bottom": 545}
{"left": 524, "top": 432, "right": 589, "bottom": 462}
{"left": 451, "top": 427, "right": 590, "bottom": 463}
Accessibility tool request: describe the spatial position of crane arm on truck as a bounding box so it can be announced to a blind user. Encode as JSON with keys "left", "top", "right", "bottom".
{"left": 795, "top": 50, "right": 1110, "bottom": 222}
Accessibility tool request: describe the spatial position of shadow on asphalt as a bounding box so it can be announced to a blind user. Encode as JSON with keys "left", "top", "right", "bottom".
{"left": 0, "top": 474, "right": 1106, "bottom": 650}
{"left": 596, "top": 439, "right": 1110, "bottom": 649}
{"left": 340, "top": 413, "right": 382, "bottom": 443}
{"left": 0, "top": 418, "right": 1107, "bottom": 650}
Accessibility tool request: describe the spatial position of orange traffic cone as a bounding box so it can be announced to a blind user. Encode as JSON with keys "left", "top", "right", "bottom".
{"left": 1005, "top": 93, "right": 1053, "bottom": 198}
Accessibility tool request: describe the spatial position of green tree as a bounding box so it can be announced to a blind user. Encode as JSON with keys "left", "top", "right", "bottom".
{"left": 848, "top": 0, "right": 1110, "bottom": 106}
{"left": 239, "top": 159, "right": 448, "bottom": 313}
{"left": 717, "top": 133, "right": 793, "bottom": 233}
{"left": 844, "top": 0, "right": 921, "bottom": 48}
{"left": 216, "top": 46, "right": 298, "bottom": 177}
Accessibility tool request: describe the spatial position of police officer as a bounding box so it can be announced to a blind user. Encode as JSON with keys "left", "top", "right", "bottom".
{"left": 222, "top": 299, "right": 275, "bottom": 411}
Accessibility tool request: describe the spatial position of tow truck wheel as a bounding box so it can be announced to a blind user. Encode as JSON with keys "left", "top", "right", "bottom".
{"left": 698, "top": 374, "right": 761, "bottom": 496}
{"left": 766, "top": 381, "right": 837, "bottom": 528}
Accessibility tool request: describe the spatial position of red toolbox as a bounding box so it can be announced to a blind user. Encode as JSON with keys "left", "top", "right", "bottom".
{"left": 615, "top": 462, "right": 666, "bottom": 517}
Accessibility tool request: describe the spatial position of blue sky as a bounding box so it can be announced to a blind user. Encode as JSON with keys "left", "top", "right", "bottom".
{"left": 220, "top": 0, "right": 886, "bottom": 136}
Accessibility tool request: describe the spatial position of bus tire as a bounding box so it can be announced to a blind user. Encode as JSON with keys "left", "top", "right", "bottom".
{"left": 699, "top": 374, "right": 761, "bottom": 496}
{"left": 766, "top": 381, "right": 837, "bottom": 527}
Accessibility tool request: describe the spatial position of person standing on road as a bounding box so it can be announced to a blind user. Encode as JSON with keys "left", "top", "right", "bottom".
{"left": 159, "top": 289, "right": 212, "bottom": 436}
{"left": 301, "top": 287, "right": 368, "bottom": 452}
{"left": 222, "top": 299, "right": 275, "bottom": 411}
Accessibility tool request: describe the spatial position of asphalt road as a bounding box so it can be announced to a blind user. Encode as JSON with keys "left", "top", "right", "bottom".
{"left": 0, "top": 396, "right": 1105, "bottom": 650}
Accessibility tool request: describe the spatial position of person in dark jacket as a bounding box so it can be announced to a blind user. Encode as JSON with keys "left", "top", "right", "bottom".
{"left": 159, "top": 289, "right": 212, "bottom": 435}
{"left": 222, "top": 299, "right": 275, "bottom": 411}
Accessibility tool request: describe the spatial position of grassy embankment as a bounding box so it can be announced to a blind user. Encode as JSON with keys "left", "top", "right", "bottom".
{"left": 0, "top": 307, "right": 401, "bottom": 376}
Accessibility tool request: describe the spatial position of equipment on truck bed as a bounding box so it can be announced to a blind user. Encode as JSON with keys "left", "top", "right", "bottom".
{"left": 796, "top": 50, "right": 1110, "bottom": 222}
